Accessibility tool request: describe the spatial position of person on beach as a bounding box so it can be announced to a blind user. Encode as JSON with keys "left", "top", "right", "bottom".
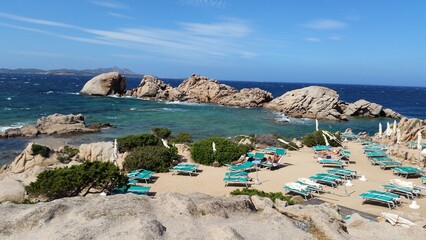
{"left": 231, "top": 153, "right": 247, "bottom": 165}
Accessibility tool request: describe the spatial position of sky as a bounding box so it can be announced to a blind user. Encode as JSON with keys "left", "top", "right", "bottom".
{"left": 0, "top": 0, "right": 425, "bottom": 87}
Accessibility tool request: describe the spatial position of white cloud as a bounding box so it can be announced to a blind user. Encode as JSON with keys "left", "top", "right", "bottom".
{"left": 90, "top": 1, "right": 128, "bottom": 9}
{"left": 304, "top": 37, "right": 321, "bottom": 42}
{"left": 178, "top": 0, "right": 226, "bottom": 8}
{"left": 0, "top": 12, "right": 75, "bottom": 28}
{"left": 108, "top": 12, "right": 134, "bottom": 20}
{"left": 303, "top": 19, "right": 346, "bottom": 30}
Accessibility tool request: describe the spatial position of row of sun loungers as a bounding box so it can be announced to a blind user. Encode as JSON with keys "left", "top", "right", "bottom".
{"left": 170, "top": 163, "right": 199, "bottom": 176}
{"left": 127, "top": 169, "right": 154, "bottom": 184}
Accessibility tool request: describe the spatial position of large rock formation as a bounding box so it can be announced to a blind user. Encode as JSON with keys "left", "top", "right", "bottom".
{"left": 80, "top": 72, "right": 126, "bottom": 96}
{"left": 341, "top": 99, "right": 402, "bottom": 119}
{"left": 1, "top": 192, "right": 425, "bottom": 240}
{"left": 126, "top": 75, "right": 183, "bottom": 100}
{"left": 264, "top": 86, "right": 347, "bottom": 121}
{"left": 0, "top": 113, "right": 110, "bottom": 138}
{"left": 218, "top": 88, "right": 273, "bottom": 108}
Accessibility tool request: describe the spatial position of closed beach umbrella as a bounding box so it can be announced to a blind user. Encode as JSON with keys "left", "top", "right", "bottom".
{"left": 322, "top": 133, "right": 330, "bottom": 146}
{"left": 112, "top": 139, "right": 118, "bottom": 159}
{"left": 161, "top": 138, "right": 170, "bottom": 149}
{"left": 393, "top": 120, "right": 397, "bottom": 134}
{"left": 386, "top": 122, "right": 392, "bottom": 136}
{"left": 378, "top": 123, "right": 382, "bottom": 138}
{"left": 212, "top": 141, "right": 216, "bottom": 152}
{"left": 396, "top": 128, "right": 401, "bottom": 144}
{"left": 418, "top": 131, "right": 422, "bottom": 150}
{"left": 315, "top": 119, "right": 319, "bottom": 131}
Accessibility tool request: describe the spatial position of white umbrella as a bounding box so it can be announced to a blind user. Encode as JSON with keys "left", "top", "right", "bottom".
{"left": 315, "top": 118, "right": 319, "bottom": 131}
{"left": 161, "top": 138, "right": 170, "bottom": 149}
{"left": 396, "top": 128, "right": 401, "bottom": 144}
{"left": 379, "top": 123, "right": 382, "bottom": 138}
{"left": 212, "top": 141, "right": 217, "bottom": 152}
{"left": 417, "top": 131, "right": 422, "bottom": 150}
{"left": 322, "top": 133, "right": 330, "bottom": 146}
{"left": 393, "top": 120, "right": 397, "bottom": 134}
{"left": 386, "top": 122, "right": 392, "bottom": 136}
{"left": 110, "top": 139, "right": 118, "bottom": 166}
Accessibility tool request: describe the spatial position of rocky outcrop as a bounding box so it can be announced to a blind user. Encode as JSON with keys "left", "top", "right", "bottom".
{"left": 126, "top": 75, "right": 183, "bottom": 100}
{"left": 0, "top": 177, "right": 26, "bottom": 202}
{"left": 0, "top": 113, "right": 111, "bottom": 138}
{"left": 80, "top": 71, "right": 126, "bottom": 96}
{"left": 342, "top": 99, "right": 402, "bottom": 119}
{"left": 374, "top": 117, "right": 426, "bottom": 144}
{"left": 1, "top": 193, "right": 425, "bottom": 239}
{"left": 264, "top": 86, "right": 347, "bottom": 121}
{"left": 77, "top": 141, "right": 126, "bottom": 168}
{"left": 218, "top": 88, "right": 273, "bottom": 107}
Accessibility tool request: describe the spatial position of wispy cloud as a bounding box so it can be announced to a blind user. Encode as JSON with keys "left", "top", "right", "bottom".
{"left": 0, "top": 12, "right": 256, "bottom": 62}
{"left": 304, "top": 37, "right": 321, "bottom": 42}
{"left": 178, "top": 0, "right": 226, "bottom": 8}
{"left": 90, "top": 0, "right": 128, "bottom": 9}
{"left": 108, "top": 12, "right": 134, "bottom": 20}
{"left": 303, "top": 19, "right": 346, "bottom": 30}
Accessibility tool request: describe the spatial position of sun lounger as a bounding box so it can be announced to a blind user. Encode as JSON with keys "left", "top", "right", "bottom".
{"left": 112, "top": 185, "right": 128, "bottom": 194}
{"left": 253, "top": 152, "right": 265, "bottom": 160}
{"left": 382, "top": 184, "right": 415, "bottom": 199}
{"left": 365, "top": 151, "right": 387, "bottom": 158}
{"left": 225, "top": 171, "right": 249, "bottom": 177}
{"left": 367, "top": 190, "right": 401, "bottom": 205}
{"left": 318, "top": 159, "right": 345, "bottom": 168}
{"left": 379, "top": 161, "right": 402, "bottom": 170}
{"left": 284, "top": 183, "right": 313, "bottom": 199}
{"left": 312, "top": 145, "right": 331, "bottom": 151}
{"left": 127, "top": 185, "right": 151, "bottom": 195}
{"left": 359, "top": 192, "right": 395, "bottom": 209}
{"left": 326, "top": 169, "right": 357, "bottom": 179}
{"left": 421, "top": 176, "right": 426, "bottom": 184}
{"left": 170, "top": 165, "right": 199, "bottom": 176}
{"left": 224, "top": 176, "right": 250, "bottom": 187}
{"left": 296, "top": 178, "right": 324, "bottom": 193}
{"left": 392, "top": 166, "right": 424, "bottom": 178}
{"left": 369, "top": 157, "right": 393, "bottom": 165}
{"left": 309, "top": 175, "right": 339, "bottom": 188}
{"left": 260, "top": 155, "right": 285, "bottom": 170}
{"left": 229, "top": 161, "right": 254, "bottom": 172}
{"left": 128, "top": 170, "right": 154, "bottom": 183}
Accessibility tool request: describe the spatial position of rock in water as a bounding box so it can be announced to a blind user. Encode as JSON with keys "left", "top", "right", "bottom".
{"left": 36, "top": 113, "right": 98, "bottom": 135}
{"left": 264, "top": 86, "right": 347, "bottom": 121}
{"left": 80, "top": 72, "right": 126, "bottom": 96}
{"left": 126, "top": 75, "right": 183, "bottom": 100}
{"left": 343, "top": 99, "right": 402, "bottom": 118}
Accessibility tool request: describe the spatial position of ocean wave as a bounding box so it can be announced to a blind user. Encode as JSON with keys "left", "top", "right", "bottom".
{"left": 64, "top": 92, "right": 80, "bottom": 95}
{"left": 45, "top": 91, "right": 54, "bottom": 94}
{"left": 274, "top": 112, "right": 291, "bottom": 123}
{"left": 160, "top": 107, "right": 187, "bottom": 112}
{"left": 106, "top": 116, "right": 118, "bottom": 119}
{"left": 4, "top": 107, "right": 12, "bottom": 111}
{"left": 6, "top": 97, "right": 11, "bottom": 100}
{"left": 129, "top": 108, "right": 136, "bottom": 111}
{"left": 164, "top": 101, "right": 208, "bottom": 106}
{"left": 107, "top": 95, "right": 121, "bottom": 98}
{"left": 33, "top": 83, "right": 40, "bottom": 86}
{"left": 0, "top": 124, "right": 23, "bottom": 132}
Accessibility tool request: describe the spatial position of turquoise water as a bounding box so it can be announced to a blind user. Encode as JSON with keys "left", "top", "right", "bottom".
{"left": 1, "top": 73, "right": 425, "bottom": 165}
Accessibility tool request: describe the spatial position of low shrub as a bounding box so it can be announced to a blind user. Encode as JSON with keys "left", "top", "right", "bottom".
{"left": 31, "top": 144, "right": 51, "bottom": 158}
{"left": 230, "top": 188, "right": 296, "bottom": 204}
{"left": 25, "top": 161, "right": 127, "bottom": 201}
{"left": 191, "top": 137, "right": 249, "bottom": 165}
{"left": 57, "top": 145, "right": 79, "bottom": 163}
{"left": 302, "top": 131, "right": 341, "bottom": 147}
{"left": 171, "top": 132, "right": 193, "bottom": 144}
{"left": 117, "top": 133, "right": 160, "bottom": 152}
{"left": 151, "top": 127, "right": 172, "bottom": 139}
{"left": 124, "top": 145, "right": 177, "bottom": 172}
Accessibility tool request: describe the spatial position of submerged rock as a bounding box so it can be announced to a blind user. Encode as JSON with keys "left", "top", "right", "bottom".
{"left": 80, "top": 71, "right": 126, "bottom": 96}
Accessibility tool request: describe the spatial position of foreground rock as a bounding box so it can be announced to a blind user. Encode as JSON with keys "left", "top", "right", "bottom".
{"left": 80, "top": 71, "right": 126, "bottom": 96}
{"left": 264, "top": 86, "right": 347, "bottom": 121}
{"left": 0, "top": 113, "right": 111, "bottom": 138}
{"left": 1, "top": 193, "right": 425, "bottom": 240}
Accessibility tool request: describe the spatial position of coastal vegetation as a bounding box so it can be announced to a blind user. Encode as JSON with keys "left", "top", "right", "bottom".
{"left": 31, "top": 144, "right": 51, "bottom": 158}
{"left": 151, "top": 127, "right": 172, "bottom": 139}
{"left": 124, "top": 145, "right": 178, "bottom": 172}
{"left": 302, "top": 131, "right": 341, "bottom": 147}
{"left": 57, "top": 145, "right": 79, "bottom": 163}
{"left": 170, "top": 132, "right": 193, "bottom": 144}
{"left": 191, "top": 137, "right": 251, "bottom": 165}
{"left": 117, "top": 133, "right": 160, "bottom": 152}
{"left": 230, "top": 188, "right": 296, "bottom": 205}
{"left": 25, "top": 161, "right": 127, "bottom": 201}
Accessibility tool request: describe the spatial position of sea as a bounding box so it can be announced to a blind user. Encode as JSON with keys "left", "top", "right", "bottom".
{"left": 1, "top": 73, "right": 426, "bottom": 166}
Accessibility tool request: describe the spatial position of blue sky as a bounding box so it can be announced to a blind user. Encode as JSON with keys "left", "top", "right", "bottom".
{"left": 0, "top": 0, "right": 425, "bottom": 86}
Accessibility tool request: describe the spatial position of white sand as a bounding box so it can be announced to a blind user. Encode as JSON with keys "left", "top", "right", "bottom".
{"left": 151, "top": 141, "right": 426, "bottom": 217}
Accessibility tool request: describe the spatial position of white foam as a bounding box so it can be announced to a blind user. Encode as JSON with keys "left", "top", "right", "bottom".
{"left": 129, "top": 108, "right": 136, "bottom": 111}
{"left": 45, "top": 91, "right": 54, "bottom": 94}
{"left": 0, "top": 124, "right": 23, "bottom": 132}
{"left": 164, "top": 101, "right": 208, "bottom": 106}
{"left": 65, "top": 92, "right": 79, "bottom": 95}
{"left": 6, "top": 97, "right": 11, "bottom": 100}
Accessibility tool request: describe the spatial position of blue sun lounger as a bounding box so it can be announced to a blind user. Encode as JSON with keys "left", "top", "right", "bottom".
{"left": 369, "top": 157, "right": 393, "bottom": 165}
{"left": 225, "top": 171, "right": 249, "bottom": 177}
{"left": 170, "top": 163, "right": 199, "bottom": 176}
{"left": 127, "top": 185, "right": 151, "bottom": 195}
{"left": 309, "top": 175, "right": 339, "bottom": 188}
{"left": 326, "top": 169, "right": 357, "bottom": 179}
{"left": 367, "top": 190, "right": 401, "bottom": 205}
{"left": 318, "top": 159, "right": 345, "bottom": 168}
{"left": 421, "top": 176, "right": 426, "bottom": 184}
{"left": 128, "top": 169, "right": 154, "bottom": 184}
{"left": 312, "top": 145, "right": 331, "bottom": 151}
{"left": 229, "top": 161, "right": 254, "bottom": 172}
{"left": 223, "top": 176, "right": 250, "bottom": 187}
{"left": 359, "top": 192, "right": 396, "bottom": 209}
{"left": 284, "top": 183, "right": 313, "bottom": 199}
{"left": 382, "top": 184, "right": 415, "bottom": 199}
{"left": 392, "top": 166, "right": 424, "bottom": 178}
{"left": 379, "top": 161, "right": 402, "bottom": 170}
{"left": 365, "top": 151, "right": 387, "bottom": 158}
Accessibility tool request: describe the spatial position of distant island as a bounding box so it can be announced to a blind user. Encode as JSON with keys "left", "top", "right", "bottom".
{"left": 0, "top": 67, "right": 141, "bottom": 77}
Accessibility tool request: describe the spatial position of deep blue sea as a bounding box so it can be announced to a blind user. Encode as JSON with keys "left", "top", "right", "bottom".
{"left": 1, "top": 73, "right": 426, "bottom": 165}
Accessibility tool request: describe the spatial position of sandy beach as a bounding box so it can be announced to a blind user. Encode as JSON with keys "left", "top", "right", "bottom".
{"left": 150, "top": 141, "right": 425, "bottom": 217}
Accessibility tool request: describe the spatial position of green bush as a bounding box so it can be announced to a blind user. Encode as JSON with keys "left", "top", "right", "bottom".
{"left": 25, "top": 161, "right": 127, "bottom": 201}
{"left": 117, "top": 133, "right": 160, "bottom": 152}
{"left": 31, "top": 144, "right": 51, "bottom": 158}
{"left": 57, "top": 145, "right": 79, "bottom": 163}
{"left": 171, "top": 132, "right": 193, "bottom": 144}
{"left": 151, "top": 127, "right": 172, "bottom": 139}
{"left": 230, "top": 188, "right": 296, "bottom": 204}
{"left": 302, "top": 131, "right": 341, "bottom": 147}
{"left": 124, "top": 145, "right": 177, "bottom": 172}
{"left": 191, "top": 137, "right": 249, "bottom": 165}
